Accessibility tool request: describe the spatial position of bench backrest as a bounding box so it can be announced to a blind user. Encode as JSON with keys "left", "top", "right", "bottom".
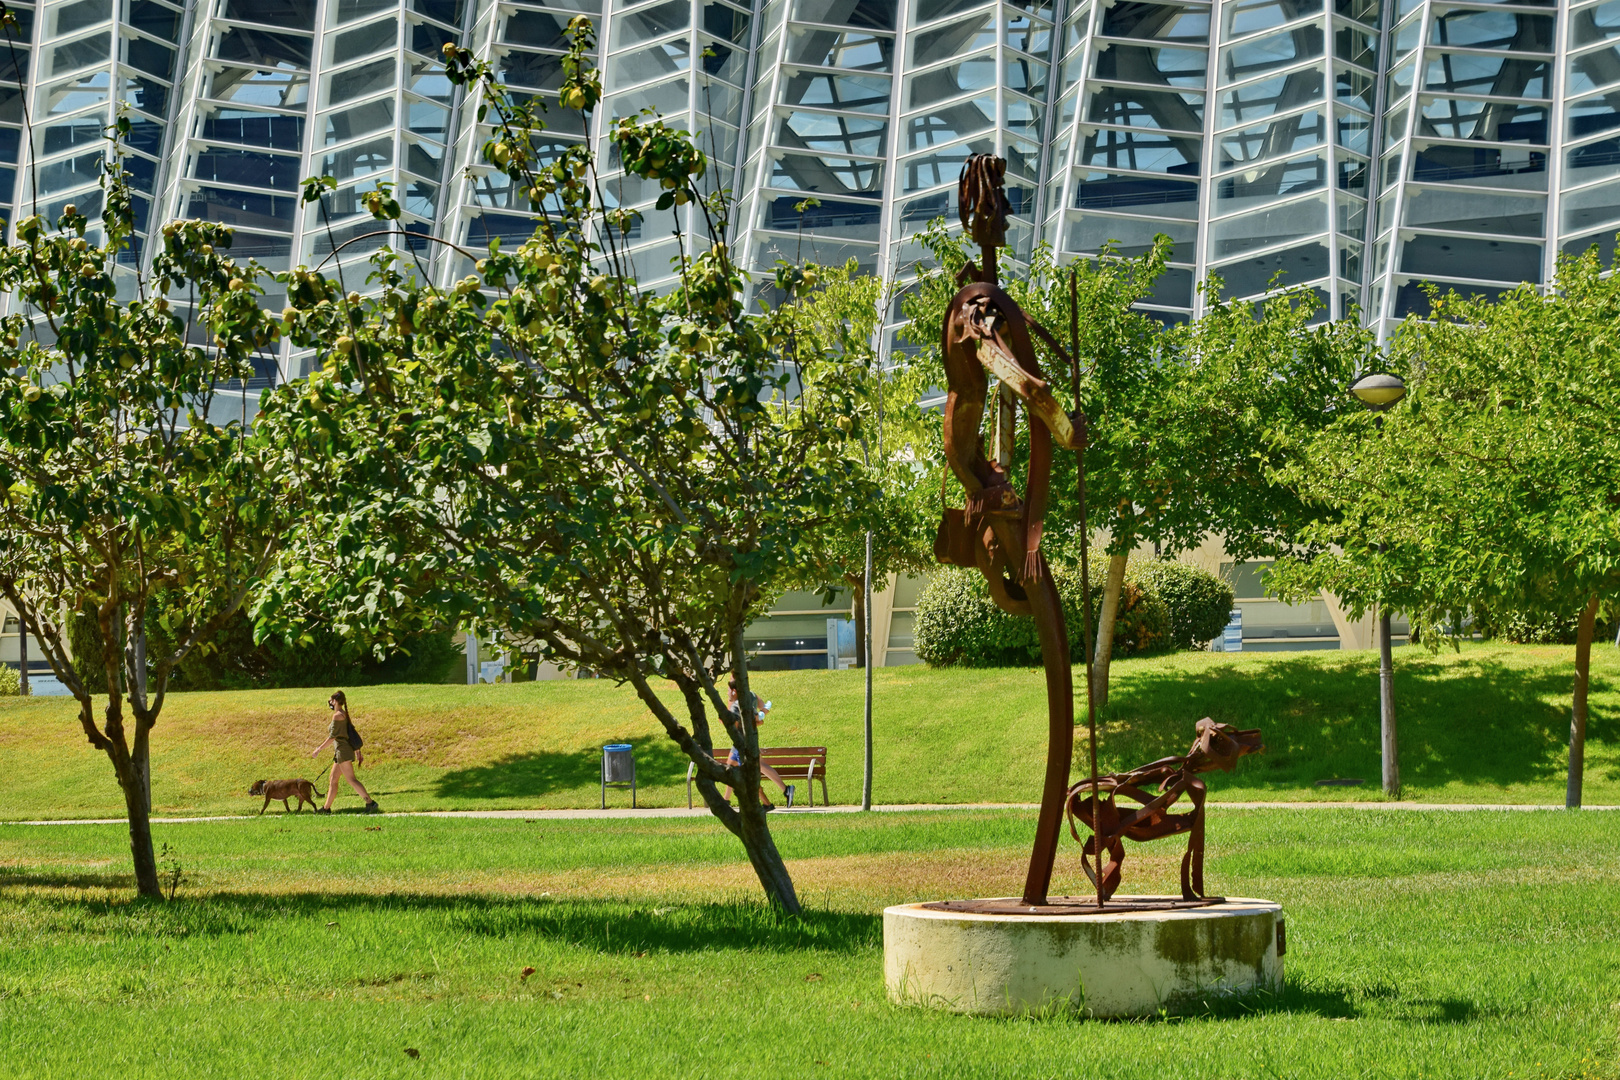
{"left": 760, "top": 746, "right": 827, "bottom": 771}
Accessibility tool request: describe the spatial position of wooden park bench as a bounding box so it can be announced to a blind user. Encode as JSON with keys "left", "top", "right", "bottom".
{"left": 687, "top": 746, "right": 829, "bottom": 808}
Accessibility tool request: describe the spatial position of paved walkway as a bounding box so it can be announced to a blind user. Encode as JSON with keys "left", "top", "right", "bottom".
{"left": 5, "top": 800, "right": 1615, "bottom": 827}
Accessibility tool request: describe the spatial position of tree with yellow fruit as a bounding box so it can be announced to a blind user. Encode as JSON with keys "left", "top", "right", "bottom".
{"left": 0, "top": 116, "right": 291, "bottom": 898}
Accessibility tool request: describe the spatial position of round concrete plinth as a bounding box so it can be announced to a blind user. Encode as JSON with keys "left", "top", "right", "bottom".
{"left": 884, "top": 896, "right": 1284, "bottom": 1017}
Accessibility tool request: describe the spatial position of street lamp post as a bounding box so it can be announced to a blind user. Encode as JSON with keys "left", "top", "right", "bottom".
{"left": 1350, "top": 372, "right": 1407, "bottom": 798}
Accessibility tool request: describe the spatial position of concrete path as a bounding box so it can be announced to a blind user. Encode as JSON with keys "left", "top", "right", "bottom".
{"left": 4, "top": 800, "right": 1615, "bottom": 827}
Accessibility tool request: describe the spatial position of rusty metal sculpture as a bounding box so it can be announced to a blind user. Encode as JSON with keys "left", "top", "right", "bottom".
{"left": 1066, "top": 719, "right": 1266, "bottom": 902}
{"left": 936, "top": 154, "right": 1086, "bottom": 906}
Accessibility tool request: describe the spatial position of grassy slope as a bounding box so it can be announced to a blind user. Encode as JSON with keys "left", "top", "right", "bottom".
{"left": 3, "top": 642, "right": 1617, "bottom": 819}
{"left": 1, "top": 809, "right": 1616, "bottom": 1079}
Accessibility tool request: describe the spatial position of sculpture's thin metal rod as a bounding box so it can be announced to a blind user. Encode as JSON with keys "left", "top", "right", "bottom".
{"left": 1070, "top": 266, "right": 1103, "bottom": 911}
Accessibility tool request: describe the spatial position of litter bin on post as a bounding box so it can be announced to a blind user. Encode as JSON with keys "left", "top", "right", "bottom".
{"left": 601, "top": 743, "right": 636, "bottom": 808}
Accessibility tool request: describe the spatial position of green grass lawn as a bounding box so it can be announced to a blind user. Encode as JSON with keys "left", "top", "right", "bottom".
{"left": 1, "top": 808, "right": 1616, "bottom": 1078}
{"left": 3, "top": 642, "right": 1617, "bottom": 819}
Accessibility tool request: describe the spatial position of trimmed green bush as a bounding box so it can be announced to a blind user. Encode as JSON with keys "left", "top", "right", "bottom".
{"left": 1129, "top": 558, "right": 1235, "bottom": 651}
{"left": 914, "top": 563, "right": 1171, "bottom": 667}
{"left": 0, "top": 663, "right": 18, "bottom": 696}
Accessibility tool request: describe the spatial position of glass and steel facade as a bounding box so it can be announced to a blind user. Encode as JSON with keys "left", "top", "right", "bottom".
{"left": 3, "top": 1, "right": 1617, "bottom": 358}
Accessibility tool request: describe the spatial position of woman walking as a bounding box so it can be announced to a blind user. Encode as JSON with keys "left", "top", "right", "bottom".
{"left": 309, "top": 690, "right": 380, "bottom": 814}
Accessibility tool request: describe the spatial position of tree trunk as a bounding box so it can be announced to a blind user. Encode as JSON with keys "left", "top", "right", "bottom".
{"left": 1092, "top": 554, "right": 1128, "bottom": 709}
{"left": 1378, "top": 608, "right": 1399, "bottom": 798}
{"left": 845, "top": 572, "right": 866, "bottom": 669}
{"left": 735, "top": 794, "right": 802, "bottom": 914}
{"left": 108, "top": 724, "right": 161, "bottom": 898}
{"left": 1566, "top": 595, "right": 1599, "bottom": 810}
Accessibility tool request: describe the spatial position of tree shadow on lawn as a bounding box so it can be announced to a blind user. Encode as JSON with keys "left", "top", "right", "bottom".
{"left": 2, "top": 884, "right": 883, "bottom": 953}
{"left": 1182, "top": 980, "right": 1491, "bottom": 1025}
{"left": 433, "top": 738, "right": 695, "bottom": 800}
{"left": 1101, "top": 653, "right": 1605, "bottom": 793}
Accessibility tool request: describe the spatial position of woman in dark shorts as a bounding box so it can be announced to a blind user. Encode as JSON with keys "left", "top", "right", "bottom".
{"left": 309, "top": 690, "right": 380, "bottom": 814}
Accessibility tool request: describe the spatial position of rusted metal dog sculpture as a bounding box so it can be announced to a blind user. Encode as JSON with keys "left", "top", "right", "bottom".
{"left": 1066, "top": 719, "right": 1265, "bottom": 902}
{"left": 936, "top": 154, "right": 1085, "bottom": 906}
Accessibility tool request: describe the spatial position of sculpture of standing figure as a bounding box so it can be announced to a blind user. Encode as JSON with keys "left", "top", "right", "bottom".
{"left": 935, "top": 154, "right": 1085, "bottom": 906}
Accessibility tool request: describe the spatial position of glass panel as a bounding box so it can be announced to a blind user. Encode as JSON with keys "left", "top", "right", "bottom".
{"left": 1092, "top": 43, "right": 1206, "bottom": 89}
{"left": 608, "top": 77, "right": 690, "bottom": 120}
{"left": 900, "top": 134, "right": 994, "bottom": 190}
{"left": 911, "top": 12, "right": 992, "bottom": 65}
{"left": 1561, "top": 228, "right": 1618, "bottom": 266}
{"left": 699, "top": 34, "right": 749, "bottom": 85}
{"left": 1399, "top": 234, "right": 1541, "bottom": 283}
{"left": 201, "top": 109, "right": 306, "bottom": 151}
{"left": 904, "top": 52, "right": 995, "bottom": 110}
{"left": 1560, "top": 181, "right": 1620, "bottom": 236}
{"left": 1099, "top": 2, "right": 1209, "bottom": 45}
{"left": 37, "top": 149, "right": 105, "bottom": 197}
{"left": 1081, "top": 128, "right": 1200, "bottom": 174}
{"left": 1065, "top": 209, "right": 1195, "bottom": 256}
{"left": 322, "top": 97, "right": 394, "bottom": 145}
{"left": 1009, "top": 55, "right": 1048, "bottom": 99}
{"left": 408, "top": 60, "right": 453, "bottom": 104}
{"left": 120, "top": 75, "right": 168, "bottom": 118}
{"left": 404, "top": 137, "right": 443, "bottom": 180}
{"left": 779, "top": 111, "right": 887, "bottom": 156}
{"left": 1008, "top": 15, "right": 1051, "bottom": 57}
{"left": 1571, "top": 1, "right": 1620, "bottom": 48}
{"left": 1336, "top": 110, "right": 1369, "bottom": 154}
{"left": 784, "top": 70, "right": 891, "bottom": 112}
{"left": 207, "top": 66, "right": 309, "bottom": 110}
{"left": 702, "top": 1, "right": 750, "bottom": 45}
{"left": 607, "top": 40, "right": 689, "bottom": 93}
{"left": 763, "top": 193, "right": 880, "bottom": 230}
{"left": 1568, "top": 90, "right": 1620, "bottom": 140}
{"left": 1411, "top": 144, "right": 1547, "bottom": 189}
{"left": 42, "top": 32, "right": 111, "bottom": 79}
{"left": 1420, "top": 98, "right": 1547, "bottom": 143}
{"left": 1074, "top": 170, "right": 1199, "bottom": 216}
{"left": 405, "top": 98, "right": 449, "bottom": 143}
{"left": 1423, "top": 54, "right": 1547, "bottom": 98}
{"left": 1382, "top": 106, "right": 1408, "bottom": 152}
{"left": 216, "top": 27, "right": 313, "bottom": 71}
{"left": 1392, "top": 279, "right": 1512, "bottom": 318}
{"left": 229, "top": 0, "right": 318, "bottom": 29}
{"left": 38, "top": 71, "right": 110, "bottom": 118}
{"left": 323, "top": 56, "right": 395, "bottom": 107}
{"left": 1210, "top": 194, "right": 1330, "bottom": 258}
{"left": 1431, "top": 10, "right": 1554, "bottom": 52}
{"left": 330, "top": 18, "right": 396, "bottom": 66}
{"left": 1335, "top": 64, "right": 1373, "bottom": 111}
{"left": 903, "top": 95, "right": 995, "bottom": 145}
{"left": 1220, "top": 24, "right": 1323, "bottom": 82}
{"left": 770, "top": 150, "right": 883, "bottom": 195}
{"left": 414, "top": 0, "right": 465, "bottom": 25}
{"left": 194, "top": 146, "right": 302, "bottom": 190}
{"left": 505, "top": 8, "right": 571, "bottom": 50}
{"left": 126, "top": 0, "right": 180, "bottom": 40}
{"left": 1088, "top": 85, "right": 1203, "bottom": 132}
{"left": 1336, "top": 194, "right": 1365, "bottom": 235}
{"left": 1218, "top": 108, "right": 1326, "bottom": 170}
{"left": 124, "top": 35, "right": 176, "bottom": 80}
{"left": 1210, "top": 238, "right": 1329, "bottom": 295}
{"left": 612, "top": 1, "right": 691, "bottom": 48}
{"left": 1404, "top": 187, "right": 1544, "bottom": 236}
{"left": 51, "top": 0, "right": 111, "bottom": 36}
{"left": 41, "top": 114, "right": 107, "bottom": 155}
{"left": 1216, "top": 150, "right": 1325, "bottom": 211}
{"left": 408, "top": 19, "right": 456, "bottom": 58}
{"left": 1333, "top": 22, "right": 1374, "bottom": 69}
{"left": 1386, "top": 56, "right": 1415, "bottom": 101}
{"left": 1219, "top": 67, "right": 1323, "bottom": 128}
{"left": 185, "top": 183, "right": 298, "bottom": 227}
{"left": 1223, "top": 0, "right": 1323, "bottom": 40}
{"left": 1391, "top": 11, "right": 1421, "bottom": 61}
{"left": 1567, "top": 44, "right": 1620, "bottom": 97}
{"left": 786, "top": 28, "right": 893, "bottom": 72}
{"left": 913, "top": 0, "right": 991, "bottom": 26}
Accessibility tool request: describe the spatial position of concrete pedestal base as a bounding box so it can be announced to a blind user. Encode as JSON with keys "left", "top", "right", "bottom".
{"left": 884, "top": 896, "right": 1284, "bottom": 1017}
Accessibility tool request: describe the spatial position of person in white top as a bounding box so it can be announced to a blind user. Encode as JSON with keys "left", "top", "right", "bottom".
{"left": 723, "top": 677, "right": 795, "bottom": 810}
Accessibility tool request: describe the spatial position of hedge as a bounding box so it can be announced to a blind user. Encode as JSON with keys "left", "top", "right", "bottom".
{"left": 1128, "top": 557, "right": 1235, "bottom": 651}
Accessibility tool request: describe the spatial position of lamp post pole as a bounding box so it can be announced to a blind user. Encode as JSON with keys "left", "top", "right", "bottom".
{"left": 1350, "top": 372, "right": 1407, "bottom": 799}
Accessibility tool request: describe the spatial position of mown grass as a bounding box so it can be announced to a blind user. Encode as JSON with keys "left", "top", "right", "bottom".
{"left": 1, "top": 809, "right": 1616, "bottom": 1078}
{"left": 3, "top": 641, "right": 1617, "bottom": 820}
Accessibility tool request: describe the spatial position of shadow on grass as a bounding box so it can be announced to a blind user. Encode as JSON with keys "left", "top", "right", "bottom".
{"left": 1101, "top": 653, "right": 1605, "bottom": 792}
{"left": 432, "top": 738, "right": 695, "bottom": 800}
{"left": 1, "top": 883, "right": 883, "bottom": 953}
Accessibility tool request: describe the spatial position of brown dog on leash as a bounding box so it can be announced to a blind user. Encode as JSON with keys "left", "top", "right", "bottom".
{"left": 248, "top": 778, "right": 325, "bottom": 814}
